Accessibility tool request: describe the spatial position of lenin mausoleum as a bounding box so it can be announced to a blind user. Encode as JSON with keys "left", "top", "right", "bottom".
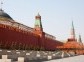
{"left": 0, "top": 8, "right": 84, "bottom": 55}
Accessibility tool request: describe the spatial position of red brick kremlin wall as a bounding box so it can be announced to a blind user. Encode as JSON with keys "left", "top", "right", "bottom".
{"left": 0, "top": 24, "right": 63, "bottom": 50}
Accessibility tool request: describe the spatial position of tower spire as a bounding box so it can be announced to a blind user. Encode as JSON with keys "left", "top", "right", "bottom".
{"left": 68, "top": 21, "right": 77, "bottom": 41}
{"left": 79, "top": 35, "right": 83, "bottom": 45}
{"left": 71, "top": 21, "right": 75, "bottom": 39}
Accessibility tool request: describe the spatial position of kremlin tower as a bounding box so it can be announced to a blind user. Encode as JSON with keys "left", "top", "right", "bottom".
{"left": 34, "top": 13, "right": 43, "bottom": 31}
{"left": 68, "top": 21, "right": 77, "bottom": 41}
{"left": 34, "top": 13, "right": 44, "bottom": 37}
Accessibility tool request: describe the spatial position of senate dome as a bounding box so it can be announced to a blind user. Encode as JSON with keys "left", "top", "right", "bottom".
{"left": 0, "top": 9, "right": 13, "bottom": 20}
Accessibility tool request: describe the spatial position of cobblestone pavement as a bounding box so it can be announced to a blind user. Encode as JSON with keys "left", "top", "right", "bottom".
{"left": 43, "top": 55, "right": 84, "bottom": 62}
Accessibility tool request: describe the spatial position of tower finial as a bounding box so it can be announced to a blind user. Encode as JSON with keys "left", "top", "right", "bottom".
{"left": 0, "top": 0, "right": 3, "bottom": 10}
{"left": 37, "top": 12, "right": 40, "bottom": 16}
{"left": 72, "top": 21, "right": 74, "bottom": 28}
